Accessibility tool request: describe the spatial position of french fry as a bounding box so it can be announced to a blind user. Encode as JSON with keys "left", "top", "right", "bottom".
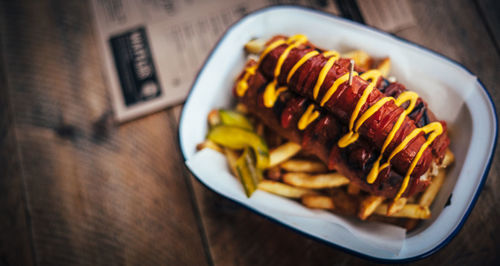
{"left": 441, "top": 149, "right": 455, "bottom": 168}
{"left": 269, "top": 142, "right": 301, "bottom": 167}
{"left": 329, "top": 188, "right": 359, "bottom": 216}
{"left": 374, "top": 204, "right": 431, "bottom": 219}
{"left": 196, "top": 139, "right": 223, "bottom": 153}
{"left": 207, "top": 109, "right": 220, "bottom": 126}
{"left": 343, "top": 50, "right": 373, "bottom": 70}
{"left": 282, "top": 172, "right": 349, "bottom": 189}
{"left": 419, "top": 169, "right": 446, "bottom": 207}
{"left": 347, "top": 183, "right": 360, "bottom": 195}
{"left": 224, "top": 148, "right": 239, "bottom": 176}
{"left": 258, "top": 180, "right": 315, "bottom": 198}
{"left": 387, "top": 197, "right": 408, "bottom": 216}
{"left": 302, "top": 195, "right": 335, "bottom": 210}
{"left": 280, "top": 159, "right": 327, "bottom": 173}
{"left": 375, "top": 57, "right": 391, "bottom": 77}
{"left": 358, "top": 196, "right": 384, "bottom": 220}
{"left": 244, "top": 39, "right": 266, "bottom": 54}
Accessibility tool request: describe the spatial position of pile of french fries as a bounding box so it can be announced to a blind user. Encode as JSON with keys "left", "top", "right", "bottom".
{"left": 198, "top": 105, "right": 453, "bottom": 231}
{"left": 197, "top": 48, "right": 454, "bottom": 231}
{"left": 258, "top": 142, "right": 451, "bottom": 231}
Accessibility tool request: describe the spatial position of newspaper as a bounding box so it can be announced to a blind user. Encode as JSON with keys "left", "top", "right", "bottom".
{"left": 90, "top": 0, "right": 339, "bottom": 122}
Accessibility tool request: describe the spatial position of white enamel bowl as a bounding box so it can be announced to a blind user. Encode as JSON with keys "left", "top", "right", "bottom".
{"left": 179, "top": 6, "right": 497, "bottom": 262}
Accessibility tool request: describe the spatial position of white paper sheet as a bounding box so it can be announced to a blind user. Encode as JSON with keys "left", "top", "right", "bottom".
{"left": 186, "top": 148, "right": 406, "bottom": 255}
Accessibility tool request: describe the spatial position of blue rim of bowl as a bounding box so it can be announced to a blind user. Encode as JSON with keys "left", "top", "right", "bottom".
{"left": 178, "top": 5, "right": 498, "bottom": 263}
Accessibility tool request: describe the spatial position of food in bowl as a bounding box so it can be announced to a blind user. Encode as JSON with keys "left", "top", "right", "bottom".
{"left": 198, "top": 34, "right": 454, "bottom": 230}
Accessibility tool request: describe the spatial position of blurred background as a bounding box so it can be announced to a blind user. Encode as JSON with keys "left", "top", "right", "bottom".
{"left": 1, "top": 0, "right": 499, "bottom": 265}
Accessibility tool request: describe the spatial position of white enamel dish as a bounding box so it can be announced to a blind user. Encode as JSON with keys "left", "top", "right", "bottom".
{"left": 179, "top": 6, "right": 497, "bottom": 262}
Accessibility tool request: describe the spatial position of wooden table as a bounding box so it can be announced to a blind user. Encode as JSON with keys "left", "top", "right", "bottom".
{"left": 1, "top": 0, "right": 499, "bottom": 265}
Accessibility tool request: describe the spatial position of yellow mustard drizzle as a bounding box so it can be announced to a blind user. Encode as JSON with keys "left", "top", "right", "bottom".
{"left": 354, "top": 97, "right": 393, "bottom": 133}
{"left": 394, "top": 91, "right": 419, "bottom": 111}
{"left": 319, "top": 72, "right": 357, "bottom": 106}
{"left": 393, "top": 122, "right": 443, "bottom": 199}
{"left": 287, "top": 50, "right": 319, "bottom": 83}
{"left": 338, "top": 70, "right": 382, "bottom": 147}
{"left": 312, "top": 51, "right": 340, "bottom": 99}
{"left": 236, "top": 39, "right": 287, "bottom": 97}
{"left": 263, "top": 35, "right": 308, "bottom": 107}
{"left": 323, "top": 50, "right": 340, "bottom": 58}
{"left": 298, "top": 104, "right": 320, "bottom": 130}
{"left": 263, "top": 84, "right": 288, "bottom": 107}
{"left": 365, "top": 92, "right": 419, "bottom": 183}
{"left": 236, "top": 66, "right": 256, "bottom": 97}
{"left": 366, "top": 111, "right": 406, "bottom": 183}
{"left": 327, "top": 68, "right": 441, "bottom": 199}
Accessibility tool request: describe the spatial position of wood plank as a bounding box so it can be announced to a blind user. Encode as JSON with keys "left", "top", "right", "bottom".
{"left": 477, "top": 0, "right": 500, "bottom": 53}
{"left": 0, "top": 25, "right": 36, "bottom": 266}
{"left": 336, "top": 0, "right": 365, "bottom": 23}
{"left": 1, "top": 1, "right": 209, "bottom": 265}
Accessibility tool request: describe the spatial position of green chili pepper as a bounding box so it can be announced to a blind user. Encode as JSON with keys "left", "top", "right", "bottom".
{"left": 218, "top": 110, "right": 253, "bottom": 130}
{"left": 207, "top": 125, "right": 269, "bottom": 169}
{"left": 235, "top": 147, "right": 263, "bottom": 197}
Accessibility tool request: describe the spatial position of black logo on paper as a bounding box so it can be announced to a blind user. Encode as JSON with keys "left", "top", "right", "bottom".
{"left": 110, "top": 27, "right": 161, "bottom": 106}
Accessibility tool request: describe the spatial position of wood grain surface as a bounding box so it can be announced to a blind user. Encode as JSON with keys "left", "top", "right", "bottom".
{"left": 1, "top": 1, "right": 209, "bottom": 265}
{"left": 477, "top": 0, "right": 500, "bottom": 52}
{"left": 0, "top": 29, "right": 35, "bottom": 266}
{"left": 0, "top": 0, "right": 499, "bottom": 265}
